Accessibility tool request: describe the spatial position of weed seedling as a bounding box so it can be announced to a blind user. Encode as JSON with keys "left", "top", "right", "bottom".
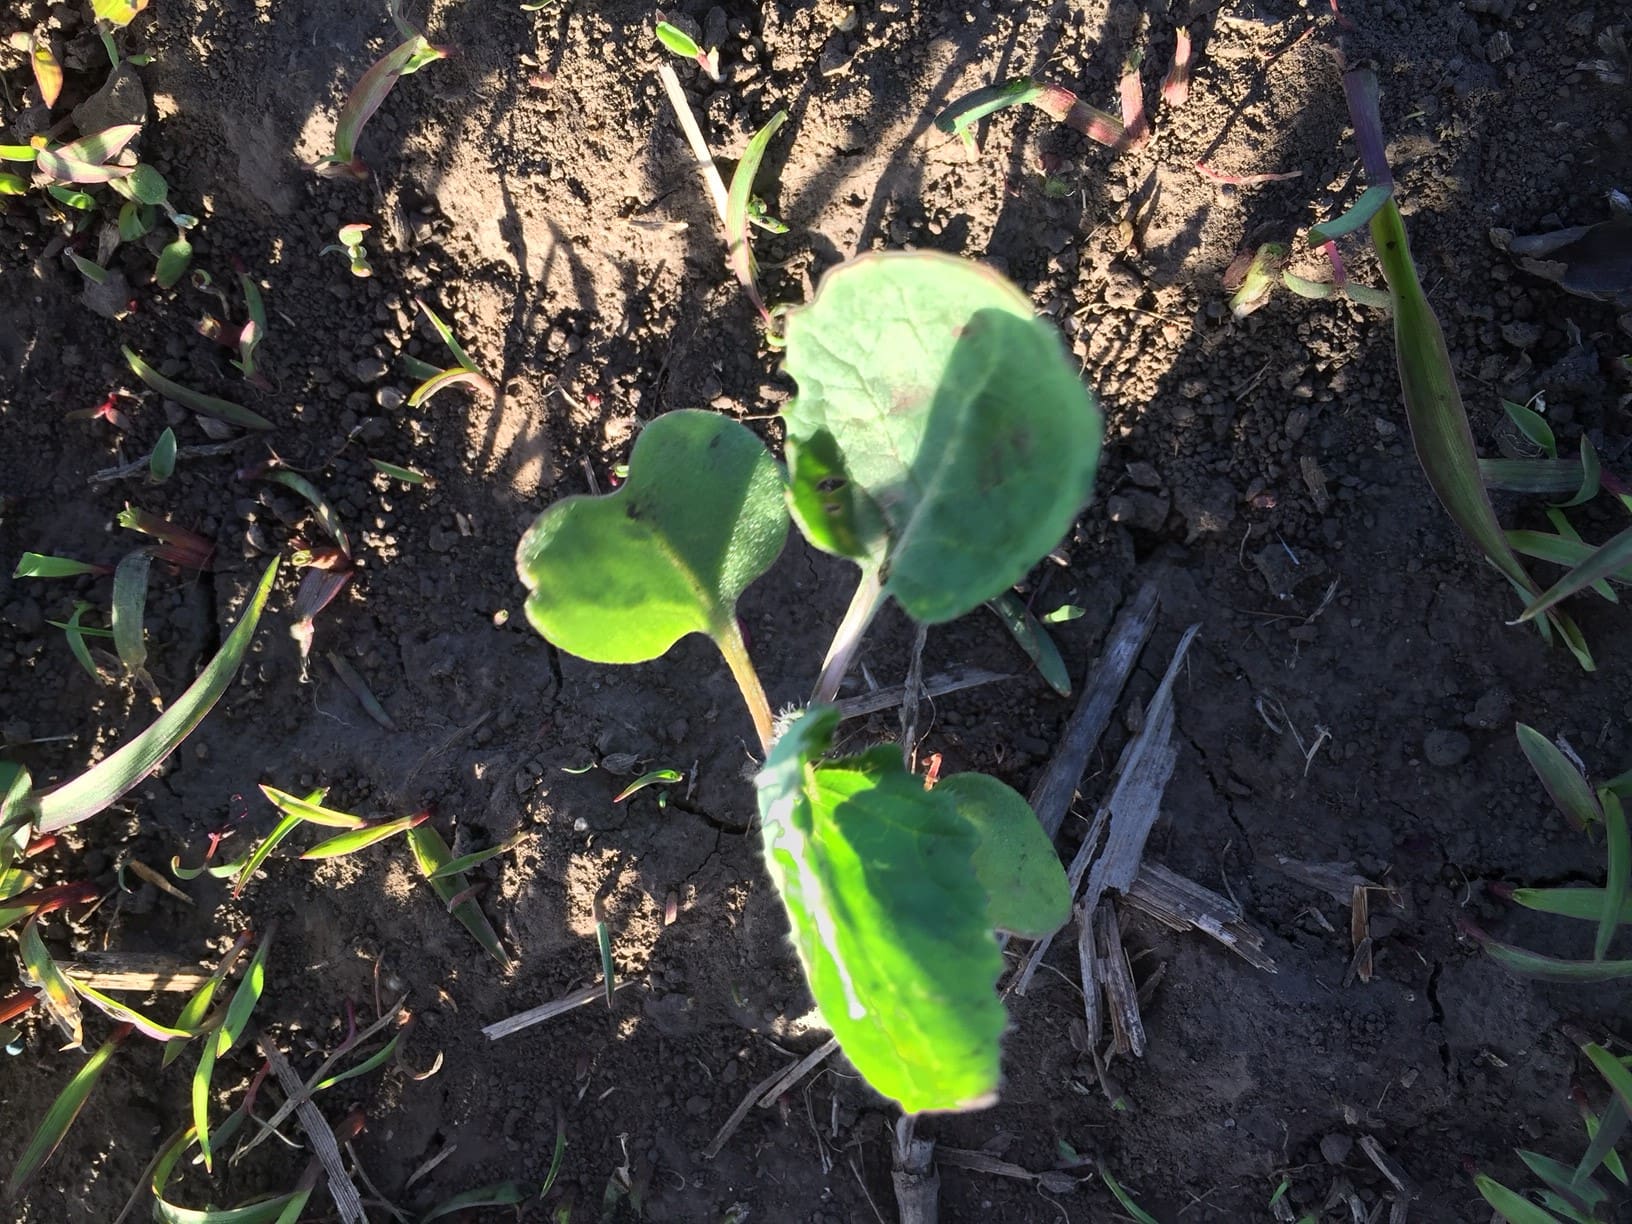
{"left": 324, "top": 222, "right": 374, "bottom": 277}
{"left": 406, "top": 297, "right": 493, "bottom": 406}
{"left": 654, "top": 18, "right": 720, "bottom": 81}
{"left": 516, "top": 252, "right": 1099, "bottom": 1110}
{"left": 315, "top": 5, "right": 448, "bottom": 179}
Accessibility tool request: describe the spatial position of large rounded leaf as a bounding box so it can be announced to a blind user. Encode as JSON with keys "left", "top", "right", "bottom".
{"left": 755, "top": 706, "right": 1004, "bottom": 1112}
{"left": 516, "top": 411, "right": 789, "bottom": 663}
{"left": 937, "top": 773, "right": 1070, "bottom": 939}
{"left": 781, "top": 253, "right": 1101, "bottom": 623}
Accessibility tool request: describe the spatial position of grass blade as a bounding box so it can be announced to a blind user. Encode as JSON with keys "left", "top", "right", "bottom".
{"left": 1509, "top": 886, "right": 1632, "bottom": 924}
{"left": 122, "top": 347, "right": 273, "bottom": 431}
{"left": 654, "top": 21, "right": 702, "bottom": 59}
{"left": 1479, "top": 459, "right": 1586, "bottom": 495}
{"left": 1555, "top": 436, "right": 1602, "bottom": 508}
{"left": 111, "top": 550, "right": 151, "bottom": 679}
{"left": 427, "top": 832, "right": 524, "bottom": 879}
{"left": 35, "top": 558, "right": 280, "bottom": 833}
{"left": 69, "top": 977, "right": 194, "bottom": 1041}
{"left": 1309, "top": 183, "right": 1394, "bottom": 245}
{"left": 313, "top": 1031, "right": 402, "bottom": 1091}
{"left": 325, "top": 652, "right": 396, "bottom": 731}
{"left": 257, "top": 785, "right": 361, "bottom": 829}
{"left": 259, "top": 470, "right": 351, "bottom": 557}
{"left": 368, "top": 458, "right": 428, "bottom": 484}
{"left": 193, "top": 1038, "right": 220, "bottom": 1173}
{"left": 300, "top": 810, "right": 429, "bottom": 859}
{"left": 6, "top": 1024, "right": 130, "bottom": 1196}
{"left": 1519, "top": 523, "right": 1632, "bottom": 625}
{"left": 612, "top": 771, "right": 683, "bottom": 803}
{"left": 1503, "top": 398, "right": 1557, "bottom": 457}
{"left": 986, "top": 592, "right": 1070, "bottom": 697}
{"left": 215, "top": 927, "right": 273, "bottom": 1057}
{"left": 20, "top": 916, "right": 83, "bottom": 1047}
{"left": 13, "top": 553, "right": 106, "bottom": 578}
{"left": 164, "top": 930, "right": 254, "bottom": 1066}
{"left": 1599, "top": 791, "right": 1629, "bottom": 962}
{"left": 725, "top": 110, "right": 788, "bottom": 328}
{"left": 1582, "top": 1044, "right": 1632, "bottom": 1137}
{"left": 1474, "top": 1173, "right": 1566, "bottom": 1224}
{"left": 1577, "top": 1096, "right": 1629, "bottom": 1188}
{"left": 319, "top": 35, "right": 447, "bottom": 177}
{"left": 1099, "top": 1164, "right": 1161, "bottom": 1224}
{"left": 407, "top": 823, "right": 511, "bottom": 968}
{"left": 420, "top": 1181, "right": 533, "bottom": 1221}
{"left": 414, "top": 297, "right": 479, "bottom": 369}
{"left": 407, "top": 366, "right": 494, "bottom": 408}
{"left": 1516, "top": 724, "right": 1603, "bottom": 830}
{"left": 57, "top": 603, "right": 106, "bottom": 683}
{"left": 232, "top": 815, "right": 308, "bottom": 896}
{"left": 1347, "top": 64, "right": 1588, "bottom": 667}
{"left": 1462, "top": 919, "right": 1632, "bottom": 981}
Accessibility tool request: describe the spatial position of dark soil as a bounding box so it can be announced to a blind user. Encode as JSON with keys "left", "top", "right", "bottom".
{"left": 4, "top": 0, "right": 1632, "bottom": 1220}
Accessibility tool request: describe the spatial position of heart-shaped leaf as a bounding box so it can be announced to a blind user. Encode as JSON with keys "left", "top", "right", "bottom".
{"left": 781, "top": 252, "right": 1100, "bottom": 624}
{"left": 755, "top": 706, "right": 1004, "bottom": 1112}
{"left": 936, "top": 772, "right": 1070, "bottom": 939}
{"left": 516, "top": 409, "right": 788, "bottom": 663}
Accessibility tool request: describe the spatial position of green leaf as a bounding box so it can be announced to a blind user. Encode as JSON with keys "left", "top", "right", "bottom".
{"left": 1099, "top": 1164, "right": 1162, "bottom": 1224}
{"left": 150, "top": 1118, "right": 302, "bottom": 1224}
{"left": 1504, "top": 398, "right": 1558, "bottom": 459}
{"left": 426, "top": 834, "right": 524, "bottom": 879}
{"left": 1228, "top": 243, "right": 1286, "bottom": 319}
{"left": 517, "top": 410, "right": 789, "bottom": 663}
{"left": 34, "top": 558, "right": 279, "bottom": 833}
{"left": 257, "top": 785, "right": 361, "bottom": 829}
{"left": 1555, "top": 436, "right": 1603, "bottom": 509}
{"left": 1042, "top": 603, "right": 1084, "bottom": 623}
{"left": 654, "top": 21, "right": 702, "bottom": 58}
{"left": 123, "top": 347, "right": 274, "bottom": 431}
{"left": 0, "top": 172, "right": 27, "bottom": 195}
{"left": 1367, "top": 197, "right": 1589, "bottom": 668}
{"left": 1598, "top": 791, "right": 1629, "bottom": 961}
{"left": 420, "top": 1181, "right": 534, "bottom": 1221}
{"left": 725, "top": 110, "right": 787, "bottom": 326}
{"left": 47, "top": 184, "right": 96, "bottom": 210}
{"left": 1473, "top": 929, "right": 1632, "bottom": 981}
{"left": 320, "top": 36, "right": 447, "bottom": 175}
{"left": 754, "top": 706, "right": 1004, "bottom": 1112}
{"left": 164, "top": 931, "right": 253, "bottom": 1066}
{"left": 215, "top": 930, "right": 272, "bottom": 1057}
{"left": 20, "top": 917, "right": 83, "bottom": 1046}
{"left": 414, "top": 297, "right": 479, "bottom": 370}
{"left": 59, "top": 601, "right": 106, "bottom": 683}
{"left": 260, "top": 470, "right": 351, "bottom": 557}
{"left": 301, "top": 810, "right": 428, "bottom": 859}
{"left": 407, "top": 823, "right": 511, "bottom": 968}
{"left": 780, "top": 252, "right": 1101, "bottom": 624}
{"left": 986, "top": 592, "right": 1070, "bottom": 697}
{"left": 155, "top": 234, "right": 193, "bottom": 288}
{"left": 407, "top": 366, "right": 494, "bottom": 408}
{"left": 1520, "top": 523, "right": 1632, "bottom": 625}
{"left": 370, "top": 458, "right": 427, "bottom": 484}
{"left": 1510, "top": 886, "right": 1632, "bottom": 925}
{"left": 14, "top": 552, "right": 104, "bottom": 578}
{"left": 1516, "top": 724, "right": 1603, "bottom": 830}
{"left": 117, "top": 163, "right": 169, "bottom": 206}
{"left": 313, "top": 1031, "right": 401, "bottom": 1091}
{"left": 1508, "top": 530, "right": 1631, "bottom": 587}
{"left": 92, "top": 0, "right": 151, "bottom": 29}
{"left": 936, "top": 772, "right": 1070, "bottom": 938}
{"left": 150, "top": 427, "right": 177, "bottom": 482}
{"left": 1578, "top": 1096, "right": 1629, "bottom": 1189}
{"left": 612, "top": 770, "right": 682, "bottom": 802}
{"left": 1474, "top": 1173, "right": 1566, "bottom": 1224}
{"left": 1542, "top": 510, "right": 1617, "bottom": 602}
{"left": 111, "top": 550, "right": 151, "bottom": 678}
{"left": 1517, "top": 1150, "right": 1605, "bottom": 1207}
{"left": 6, "top": 1025, "right": 128, "bottom": 1196}
{"left": 1309, "top": 183, "right": 1394, "bottom": 245}
{"left": 1479, "top": 459, "right": 1586, "bottom": 495}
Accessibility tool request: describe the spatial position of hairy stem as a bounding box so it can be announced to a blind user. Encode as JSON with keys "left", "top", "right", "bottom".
{"left": 812, "top": 566, "right": 886, "bottom": 706}
{"left": 717, "top": 619, "right": 775, "bottom": 755}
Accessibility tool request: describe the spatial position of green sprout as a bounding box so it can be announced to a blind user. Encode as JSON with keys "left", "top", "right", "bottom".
{"left": 323, "top": 222, "right": 374, "bottom": 277}
{"left": 1463, "top": 726, "right": 1632, "bottom": 980}
{"left": 1327, "top": 64, "right": 1591, "bottom": 667}
{"left": 515, "top": 252, "right": 1098, "bottom": 1111}
{"left": 315, "top": 6, "right": 448, "bottom": 179}
{"left": 406, "top": 297, "right": 494, "bottom": 406}
{"left": 934, "top": 77, "right": 1126, "bottom": 158}
{"left": 654, "top": 19, "right": 720, "bottom": 81}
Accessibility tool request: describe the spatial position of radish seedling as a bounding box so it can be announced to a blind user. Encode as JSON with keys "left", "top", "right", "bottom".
{"left": 516, "top": 252, "right": 1099, "bottom": 1111}
{"left": 323, "top": 222, "right": 374, "bottom": 277}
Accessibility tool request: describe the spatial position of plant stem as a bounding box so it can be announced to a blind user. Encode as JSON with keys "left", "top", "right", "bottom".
{"left": 812, "top": 566, "right": 886, "bottom": 706}
{"left": 716, "top": 620, "right": 775, "bottom": 754}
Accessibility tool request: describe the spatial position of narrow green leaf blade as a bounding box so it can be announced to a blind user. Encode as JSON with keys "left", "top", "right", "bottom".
{"left": 300, "top": 810, "right": 428, "bottom": 859}
{"left": 986, "top": 593, "right": 1070, "bottom": 697}
{"left": 414, "top": 297, "right": 479, "bottom": 370}
{"left": 6, "top": 1026, "right": 128, "bottom": 1196}
{"left": 122, "top": 347, "right": 273, "bottom": 431}
{"left": 426, "top": 832, "right": 524, "bottom": 879}
{"left": 1471, "top": 927, "right": 1632, "bottom": 981}
{"left": 517, "top": 411, "right": 789, "bottom": 664}
{"left": 1309, "top": 182, "right": 1394, "bottom": 245}
{"left": 1510, "top": 886, "right": 1632, "bottom": 924}
{"left": 1554, "top": 436, "right": 1602, "bottom": 508}
{"left": 215, "top": 930, "right": 273, "bottom": 1058}
{"left": 59, "top": 602, "right": 104, "bottom": 683}
{"left": 1520, "top": 523, "right": 1632, "bottom": 624}
{"left": 407, "top": 823, "right": 512, "bottom": 968}
{"left": 754, "top": 706, "right": 1004, "bottom": 1112}
{"left": 257, "top": 784, "right": 361, "bottom": 829}
{"left": 149, "top": 427, "right": 177, "bottom": 482}
{"left": 20, "top": 917, "right": 83, "bottom": 1046}
{"left": 164, "top": 930, "right": 253, "bottom": 1066}
{"left": 654, "top": 21, "right": 702, "bottom": 58}
{"left": 261, "top": 470, "right": 352, "bottom": 557}
{"left": 781, "top": 253, "right": 1101, "bottom": 623}
{"left": 156, "top": 235, "right": 194, "bottom": 289}
{"left": 1474, "top": 1174, "right": 1566, "bottom": 1224}
{"left": 420, "top": 1181, "right": 533, "bottom": 1221}
{"left": 725, "top": 110, "right": 787, "bottom": 324}
{"left": 1479, "top": 459, "right": 1585, "bottom": 495}
{"left": 35, "top": 558, "right": 280, "bottom": 833}
{"left": 13, "top": 553, "right": 103, "bottom": 578}
{"left": 1598, "top": 791, "right": 1629, "bottom": 962}
{"left": 1516, "top": 724, "right": 1603, "bottom": 830}
{"left": 612, "top": 770, "right": 682, "bottom": 802}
